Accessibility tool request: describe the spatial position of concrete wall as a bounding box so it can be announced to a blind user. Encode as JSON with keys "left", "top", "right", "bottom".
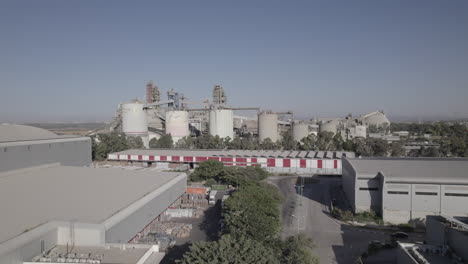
{"left": 0, "top": 137, "right": 91, "bottom": 172}
{"left": 383, "top": 182, "right": 468, "bottom": 224}
{"left": 103, "top": 173, "right": 187, "bottom": 243}
{"left": 341, "top": 158, "right": 356, "bottom": 212}
{"left": 0, "top": 223, "right": 58, "bottom": 264}
{"left": 441, "top": 185, "right": 468, "bottom": 216}
{"left": 355, "top": 176, "right": 381, "bottom": 213}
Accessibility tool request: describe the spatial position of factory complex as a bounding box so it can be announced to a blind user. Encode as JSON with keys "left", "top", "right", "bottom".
{"left": 95, "top": 82, "right": 391, "bottom": 147}
{"left": 0, "top": 124, "right": 187, "bottom": 264}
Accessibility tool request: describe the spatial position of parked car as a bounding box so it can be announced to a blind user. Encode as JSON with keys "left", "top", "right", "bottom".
{"left": 391, "top": 232, "right": 409, "bottom": 239}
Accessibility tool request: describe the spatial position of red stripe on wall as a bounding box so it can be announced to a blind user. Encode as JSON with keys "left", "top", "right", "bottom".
{"left": 300, "top": 159, "right": 306, "bottom": 168}
{"left": 221, "top": 157, "right": 233, "bottom": 166}
{"left": 267, "top": 158, "right": 275, "bottom": 167}
{"left": 127, "top": 155, "right": 131, "bottom": 160}
{"left": 172, "top": 156, "right": 180, "bottom": 161}
{"left": 283, "top": 159, "right": 291, "bottom": 167}
{"left": 117, "top": 154, "right": 120, "bottom": 160}
{"left": 138, "top": 155, "right": 142, "bottom": 161}
{"left": 160, "top": 156, "right": 167, "bottom": 161}
{"left": 184, "top": 156, "right": 193, "bottom": 162}
{"left": 196, "top": 157, "right": 207, "bottom": 162}
{"left": 317, "top": 160, "right": 322, "bottom": 169}
{"left": 334, "top": 160, "right": 338, "bottom": 169}
{"left": 149, "top": 155, "right": 155, "bottom": 161}
{"left": 208, "top": 157, "right": 219, "bottom": 161}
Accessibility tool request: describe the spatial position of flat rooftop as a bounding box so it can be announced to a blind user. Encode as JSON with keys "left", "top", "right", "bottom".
{"left": 348, "top": 158, "right": 468, "bottom": 184}
{"left": 110, "top": 149, "right": 355, "bottom": 159}
{"left": 0, "top": 164, "right": 184, "bottom": 244}
{"left": 30, "top": 244, "right": 164, "bottom": 264}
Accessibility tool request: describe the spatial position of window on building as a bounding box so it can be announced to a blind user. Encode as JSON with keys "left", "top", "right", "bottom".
{"left": 445, "top": 193, "right": 468, "bottom": 197}
{"left": 387, "top": 191, "right": 409, "bottom": 195}
{"left": 415, "top": 192, "right": 438, "bottom": 196}
{"left": 359, "top": 187, "right": 378, "bottom": 191}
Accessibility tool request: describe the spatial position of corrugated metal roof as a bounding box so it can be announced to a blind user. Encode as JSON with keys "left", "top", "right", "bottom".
{"left": 348, "top": 158, "right": 468, "bottom": 184}
{"left": 111, "top": 149, "right": 352, "bottom": 159}
{"left": 0, "top": 164, "right": 184, "bottom": 243}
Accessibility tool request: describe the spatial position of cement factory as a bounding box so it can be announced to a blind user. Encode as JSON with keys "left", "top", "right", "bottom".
{"left": 92, "top": 82, "right": 392, "bottom": 147}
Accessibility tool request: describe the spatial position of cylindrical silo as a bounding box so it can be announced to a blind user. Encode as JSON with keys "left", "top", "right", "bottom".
{"left": 319, "top": 120, "right": 337, "bottom": 134}
{"left": 122, "top": 102, "right": 148, "bottom": 137}
{"left": 166, "top": 110, "right": 190, "bottom": 142}
{"left": 293, "top": 122, "right": 310, "bottom": 142}
{"left": 258, "top": 111, "right": 278, "bottom": 142}
{"left": 209, "top": 109, "right": 234, "bottom": 139}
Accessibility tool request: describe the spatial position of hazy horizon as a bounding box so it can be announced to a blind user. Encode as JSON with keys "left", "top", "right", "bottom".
{"left": 1, "top": 0, "right": 467, "bottom": 123}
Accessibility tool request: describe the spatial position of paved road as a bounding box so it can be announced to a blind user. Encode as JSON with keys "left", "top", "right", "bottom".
{"left": 270, "top": 176, "right": 389, "bottom": 264}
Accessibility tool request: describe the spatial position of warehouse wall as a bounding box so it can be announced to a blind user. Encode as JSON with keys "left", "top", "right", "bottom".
{"left": 104, "top": 173, "right": 187, "bottom": 243}
{"left": 441, "top": 185, "right": 468, "bottom": 216}
{"left": 355, "top": 176, "right": 382, "bottom": 214}
{"left": 0, "top": 223, "right": 58, "bottom": 264}
{"left": 384, "top": 182, "right": 468, "bottom": 224}
{"left": 341, "top": 158, "right": 356, "bottom": 212}
{"left": 0, "top": 137, "right": 91, "bottom": 172}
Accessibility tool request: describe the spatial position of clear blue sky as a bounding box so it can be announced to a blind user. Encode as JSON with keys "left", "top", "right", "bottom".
{"left": 1, "top": 0, "right": 467, "bottom": 123}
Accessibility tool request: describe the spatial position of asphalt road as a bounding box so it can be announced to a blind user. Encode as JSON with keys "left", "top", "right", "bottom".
{"left": 269, "top": 176, "right": 390, "bottom": 264}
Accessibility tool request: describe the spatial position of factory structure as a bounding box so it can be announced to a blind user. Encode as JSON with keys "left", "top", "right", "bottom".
{"left": 108, "top": 149, "right": 355, "bottom": 175}
{"left": 0, "top": 124, "right": 187, "bottom": 264}
{"left": 342, "top": 157, "right": 468, "bottom": 224}
{"left": 95, "top": 82, "right": 391, "bottom": 147}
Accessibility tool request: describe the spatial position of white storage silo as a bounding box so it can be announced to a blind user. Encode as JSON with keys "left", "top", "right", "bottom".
{"left": 258, "top": 111, "right": 278, "bottom": 142}
{"left": 122, "top": 102, "right": 148, "bottom": 137}
{"left": 319, "top": 120, "right": 338, "bottom": 134}
{"left": 293, "top": 122, "right": 310, "bottom": 142}
{"left": 166, "top": 110, "right": 190, "bottom": 142}
{"left": 209, "top": 109, "right": 234, "bottom": 139}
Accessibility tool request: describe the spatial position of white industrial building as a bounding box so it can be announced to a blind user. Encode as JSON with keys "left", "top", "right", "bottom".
{"left": 342, "top": 158, "right": 468, "bottom": 224}
{"left": 0, "top": 124, "right": 187, "bottom": 264}
{"left": 0, "top": 124, "right": 91, "bottom": 172}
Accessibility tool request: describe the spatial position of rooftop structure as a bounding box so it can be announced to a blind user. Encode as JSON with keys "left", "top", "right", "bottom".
{"left": 0, "top": 164, "right": 185, "bottom": 244}
{"left": 0, "top": 164, "right": 187, "bottom": 263}
{"left": 109, "top": 149, "right": 354, "bottom": 159}
{"left": 0, "top": 124, "right": 66, "bottom": 142}
{"left": 349, "top": 158, "right": 468, "bottom": 185}
{"left": 0, "top": 124, "right": 91, "bottom": 172}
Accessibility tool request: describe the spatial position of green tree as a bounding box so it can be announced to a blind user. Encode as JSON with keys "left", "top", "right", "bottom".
{"left": 281, "top": 234, "right": 319, "bottom": 264}
{"left": 94, "top": 132, "right": 129, "bottom": 161}
{"left": 223, "top": 183, "right": 282, "bottom": 243}
{"left": 127, "top": 136, "right": 144, "bottom": 149}
{"left": 390, "top": 141, "right": 405, "bottom": 157}
{"left": 450, "top": 136, "right": 466, "bottom": 157}
{"left": 299, "top": 134, "right": 317, "bottom": 150}
{"left": 260, "top": 138, "right": 278, "bottom": 150}
{"left": 177, "top": 235, "right": 280, "bottom": 264}
{"left": 190, "top": 160, "right": 225, "bottom": 182}
{"left": 149, "top": 134, "right": 173, "bottom": 148}
{"left": 280, "top": 130, "right": 298, "bottom": 150}
{"left": 175, "top": 136, "right": 195, "bottom": 149}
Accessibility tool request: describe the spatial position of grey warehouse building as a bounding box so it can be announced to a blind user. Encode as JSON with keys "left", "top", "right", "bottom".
{"left": 0, "top": 124, "right": 91, "bottom": 172}
{"left": 0, "top": 124, "right": 187, "bottom": 264}
{"left": 342, "top": 158, "right": 468, "bottom": 224}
